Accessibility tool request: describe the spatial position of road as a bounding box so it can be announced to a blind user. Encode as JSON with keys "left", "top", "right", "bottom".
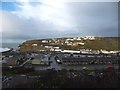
{"left": 20, "top": 58, "right": 31, "bottom": 67}
{"left": 34, "top": 55, "right": 61, "bottom": 70}
{"left": 49, "top": 56, "right": 62, "bottom": 70}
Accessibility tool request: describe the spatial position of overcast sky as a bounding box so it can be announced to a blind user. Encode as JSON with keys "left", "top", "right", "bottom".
{"left": 0, "top": 0, "right": 118, "bottom": 43}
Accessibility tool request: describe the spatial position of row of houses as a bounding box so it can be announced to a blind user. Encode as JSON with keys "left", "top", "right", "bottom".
{"left": 58, "top": 53, "right": 119, "bottom": 65}
{"left": 64, "top": 36, "right": 95, "bottom": 46}
{"left": 54, "top": 49, "right": 119, "bottom": 55}
{"left": 64, "top": 42, "right": 85, "bottom": 46}
{"left": 40, "top": 36, "right": 95, "bottom": 46}
{"left": 81, "top": 36, "right": 95, "bottom": 40}
{"left": 66, "top": 36, "right": 95, "bottom": 41}
{"left": 61, "top": 57, "right": 118, "bottom": 65}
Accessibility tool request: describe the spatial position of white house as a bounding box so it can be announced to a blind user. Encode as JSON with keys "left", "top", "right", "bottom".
{"left": 32, "top": 44, "right": 37, "bottom": 46}
{"left": 77, "top": 38, "right": 81, "bottom": 40}
{"left": 100, "top": 50, "right": 119, "bottom": 54}
{"left": 82, "top": 36, "right": 95, "bottom": 40}
{"left": 61, "top": 50, "right": 80, "bottom": 53}
{"left": 78, "top": 42, "right": 84, "bottom": 45}
{"left": 42, "top": 40, "right": 48, "bottom": 43}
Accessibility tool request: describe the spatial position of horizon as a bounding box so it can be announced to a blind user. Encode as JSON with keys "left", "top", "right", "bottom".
{"left": 1, "top": 36, "right": 120, "bottom": 45}
{"left": 2, "top": 35, "right": 119, "bottom": 40}
{"left": 1, "top": 35, "right": 119, "bottom": 49}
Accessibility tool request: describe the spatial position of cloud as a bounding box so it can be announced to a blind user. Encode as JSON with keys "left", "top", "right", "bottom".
{"left": 12, "top": 0, "right": 77, "bottom": 30}
{"left": 1, "top": 1, "right": 118, "bottom": 43}
{"left": 67, "top": 2, "right": 118, "bottom": 36}
{"left": 1, "top": 10, "right": 34, "bottom": 39}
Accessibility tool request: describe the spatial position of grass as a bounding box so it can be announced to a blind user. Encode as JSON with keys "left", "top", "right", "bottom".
{"left": 19, "top": 37, "right": 119, "bottom": 52}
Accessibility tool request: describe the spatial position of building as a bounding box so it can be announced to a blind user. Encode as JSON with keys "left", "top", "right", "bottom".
{"left": 78, "top": 42, "right": 84, "bottom": 45}
{"left": 44, "top": 46, "right": 53, "bottom": 49}
{"left": 32, "top": 44, "right": 38, "bottom": 46}
{"left": 61, "top": 50, "right": 80, "bottom": 53}
{"left": 77, "top": 38, "right": 81, "bottom": 40}
{"left": 0, "top": 48, "right": 13, "bottom": 53}
{"left": 60, "top": 53, "right": 118, "bottom": 65}
{"left": 82, "top": 36, "right": 95, "bottom": 40}
{"left": 42, "top": 40, "right": 48, "bottom": 43}
{"left": 100, "top": 50, "right": 120, "bottom": 54}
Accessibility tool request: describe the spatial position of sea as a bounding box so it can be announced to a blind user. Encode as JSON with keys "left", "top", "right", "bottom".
{"left": 1, "top": 43, "right": 20, "bottom": 50}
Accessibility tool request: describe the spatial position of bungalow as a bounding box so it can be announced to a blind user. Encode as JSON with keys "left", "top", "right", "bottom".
{"left": 78, "top": 42, "right": 84, "bottom": 45}
{"left": 77, "top": 38, "right": 81, "bottom": 40}
{"left": 67, "top": 43, "right": 72, "bottom": 46}
{"left": 100, "top": 50, "right": 119, "bottom": 54}
{"left": 53, "top": 47, "right": 60, "bottom": 49}
{"left": 42, "top": 40, "right": 48, "bottom": 43}
{"left": 44, "top": 46, "right": 53, "bottom": 49}
{"left": 54, "top": 49, "right": 62, "bottom": 52}
{"left": 82, "top": 36, "right": 95, "bottom": 40}
{"left": 32, "top": 44, "right": 37, "bottom": 46}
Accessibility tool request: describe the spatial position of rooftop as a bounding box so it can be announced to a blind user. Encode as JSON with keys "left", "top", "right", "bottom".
{"left": 0, "top": 48, "right": 11, "bottom": 53}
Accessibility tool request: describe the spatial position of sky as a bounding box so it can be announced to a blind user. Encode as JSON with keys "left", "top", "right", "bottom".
{"left": 0, "top": 0, "right": 119, "bottom": 43}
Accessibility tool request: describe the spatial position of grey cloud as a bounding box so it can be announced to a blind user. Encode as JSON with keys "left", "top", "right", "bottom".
{"left": 67, "top": 2, "right": 118, "bottom": 37}
{"left": 1, "top": 2, "right": 118, "bottom": 43}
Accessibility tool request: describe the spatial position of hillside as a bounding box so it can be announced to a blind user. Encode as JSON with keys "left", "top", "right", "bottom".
{"left": 18, "top": 37, "right": 119, "bottom": 52}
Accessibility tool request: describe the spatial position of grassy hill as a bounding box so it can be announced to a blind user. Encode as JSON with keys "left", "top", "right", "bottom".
{"left": 18, "top": 37, "right": 119, "bottom": 52}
